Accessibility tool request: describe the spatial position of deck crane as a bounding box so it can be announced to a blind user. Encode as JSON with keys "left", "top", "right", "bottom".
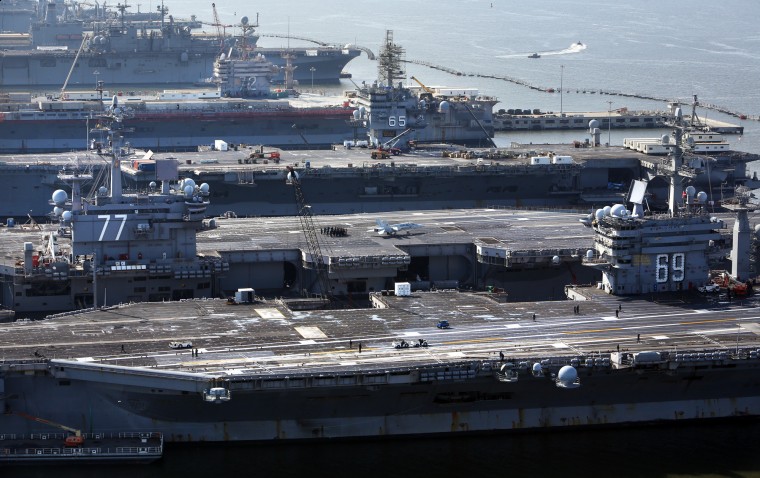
{"left": 285, "top": 166, "right": 331, "bottom": 306}
{"left": 410, "top": 75, "right": 435, "bottom": 95}
{"left": 60, "top": 33, "right": 90, "bottom": 100}
{"left": 12, "top": 411, "right": 85, "bottom": 447}
{"left": 210, "top": 3, "right": 228, "bottom": 53}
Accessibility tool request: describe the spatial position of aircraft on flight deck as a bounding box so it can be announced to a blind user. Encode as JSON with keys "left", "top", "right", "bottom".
{"left": 373, "top": 219, "right": 423, "bottom": 236}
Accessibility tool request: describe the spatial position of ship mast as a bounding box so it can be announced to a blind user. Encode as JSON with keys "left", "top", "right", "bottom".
{"left": 667, "top": 107, "right": 686, "bottom": 217}
{"left": 377, "top": 30, "right": 404, "bottom": 88}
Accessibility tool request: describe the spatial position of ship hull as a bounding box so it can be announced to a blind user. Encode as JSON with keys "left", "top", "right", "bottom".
{"left": 0, "top": 112, "right": 356, "bottom": 153}
{"left": 0, "top": 48, "right": 360, "bottom": 87}
{"left": 0, "top": 162, "right": 587, "bottom": 220}
{"left": 2, "top": 360, "right": 759, "bottom": 443}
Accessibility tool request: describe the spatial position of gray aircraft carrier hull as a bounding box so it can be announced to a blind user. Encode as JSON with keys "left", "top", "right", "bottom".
{"left": 2, "top": 357, "right": 759, "bottom": 443}
{"left": 0, "top": 48, "right": 360, "bottom": 87}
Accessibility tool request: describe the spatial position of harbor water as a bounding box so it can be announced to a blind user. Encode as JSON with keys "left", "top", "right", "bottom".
{"left": 195, "top": 0, "right": 760, "bottom": 153}
{"left": 6, "top": 421, "right": 760, "bottom": 477}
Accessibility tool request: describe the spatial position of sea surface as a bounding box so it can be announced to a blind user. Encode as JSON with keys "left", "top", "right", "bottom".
{"left": 181, "top": 0, "right": 760, "bottom": 153}
{"left": 6, "top": 421, "right": 760, "bottom": 478}
{"left": 7, "top": 1, "right": 760, "bottom": 476}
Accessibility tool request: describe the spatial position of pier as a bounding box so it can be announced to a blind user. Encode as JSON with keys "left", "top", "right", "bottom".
{"left": 405, "top": 59, "right": 758, "bottom": 123}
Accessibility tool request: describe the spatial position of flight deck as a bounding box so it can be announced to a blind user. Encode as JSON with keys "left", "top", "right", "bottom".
{"left": 2, "top": 288, "right": 759, "bottom": 376}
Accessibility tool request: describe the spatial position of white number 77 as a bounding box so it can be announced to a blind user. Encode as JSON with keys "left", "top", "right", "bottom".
{"left": 98, "top": 214, "right": 128, "bottom": 241}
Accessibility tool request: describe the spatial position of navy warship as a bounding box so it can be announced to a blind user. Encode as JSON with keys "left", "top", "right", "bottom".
{"left": 0, "top": 0, "right": 37, "bottom": 33}
{"left": 0, "top": 1, "right": 363, "bottom": 87}
{"left": 1, "top": 103, "right": 760, "bottom": 454}
{"left": 0, "top": 199, "right": 758, "bottom": 448}
{"left": 0, "top": 30, "right": 498, "bottom": 153}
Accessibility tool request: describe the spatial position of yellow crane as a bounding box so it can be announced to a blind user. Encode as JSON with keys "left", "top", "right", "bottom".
{"left": 410, "top": 75, "right": 435, "bottom": 94}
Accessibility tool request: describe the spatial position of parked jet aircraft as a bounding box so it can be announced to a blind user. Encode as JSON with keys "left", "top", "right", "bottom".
{"left": 373, "top": 219, "right": 423, "bottom": 236}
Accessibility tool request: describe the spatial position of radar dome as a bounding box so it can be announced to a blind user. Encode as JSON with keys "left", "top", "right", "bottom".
{"left": 686, "top": 185, "right": 696, "bottom": 196}
{"left": 586, "top": 249, "right": 595, "bottom": 260}
{"left": 438, "top": 101, "right": 450, "bottom": 113}
{"left": 200, "top": 183, "right": 210, "bottom": 193}
{"left": 183, "top": 178, "right": 196, "bottom": 189}
{"left": 149, "top": 181, "right": 157, "bottom": 189}
{"left": 661, "top": 134, "right": 670, "bottom": 145}
{"left": 53, "top": 206, "right": 63, "bottom": 216}
{"left": 358, "top": 106, "right": 366, "bottom": 117}
{"left": 687, "top": 136, "right": 695, "bottom": 147}
{"left": 552, "top": 255, "right": 560, "bottom": 265}
{"left": 287, "top": 170, "right": 299, "bottom": 182}
{"left": 241, "top": 16, "right": 249, "bottom": 25}
{"left": 184, "top": 185, "right": 194, "bottom": 198}
{"left": 595, "top": 208, "right": 605, "bottom": 221}
{"left": 557, "top": 365, "right": 578, "bottom": 383}
{"left": 52, "top": 189, "right": 67, "bottom": 205}
{"left": 610, "top": 204, "right": 626, "bottom": 217}
{"left": 711, "top": 216, "right": 719, "bottom": 223}
{"left": 532, "top": 363, "right": 542, "bottom": 375}
{"left": 603, "top": 205, "right": 612, "bottom": 216}
{"left": 61, "top": 211, "right": 72, "bottom": 222}
{"left": 697, "top": 191, "right": 708, "bottom": 203}
{"left": 588, "top": 119, "right": 599, "bottom": 129}
{"left": 98, "top": 186, "right": 108, "bottom": 196}
{"left": 755, "top": 224, "right": 760, "bottom": 235}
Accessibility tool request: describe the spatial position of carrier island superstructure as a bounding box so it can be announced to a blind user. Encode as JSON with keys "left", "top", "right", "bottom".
{"left": 583, "top": 106, "right": 757, "bottom": 295}
{"left": 0, "top": 112, "right": 226, "bottom": 313}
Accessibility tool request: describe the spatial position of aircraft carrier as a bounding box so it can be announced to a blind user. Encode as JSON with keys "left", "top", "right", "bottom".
{"left": 1, "top": 108, "right": 760, "bottom": 453}
{"left": 0, "top": 136, "right": 753, "bottom": 219}
{"left": 0, "top": 30, "right": 499, "bottom": 154}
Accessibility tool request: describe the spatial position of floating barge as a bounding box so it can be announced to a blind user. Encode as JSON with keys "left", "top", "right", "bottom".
{"left": 0, "top": 432, "right": 163, "bottom": 464}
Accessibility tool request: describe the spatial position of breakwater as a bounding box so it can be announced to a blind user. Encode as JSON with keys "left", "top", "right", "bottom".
{"left": 405, "top": 59, "right": 758, "bottom": 122}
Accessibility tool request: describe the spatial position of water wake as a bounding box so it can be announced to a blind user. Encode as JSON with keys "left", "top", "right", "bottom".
{"left": 498, "top": 42, "right": 587, "bottom": 59}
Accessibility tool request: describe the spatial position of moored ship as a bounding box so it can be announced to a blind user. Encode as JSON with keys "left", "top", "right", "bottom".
{"left": 0, "top": 1, "right": 363, "bottom": 87}
{"left": 0, "top": 31, "right": 499, "bottom": 153}
{"left": 0, "top": 101, "right": 759, "bottom": 452}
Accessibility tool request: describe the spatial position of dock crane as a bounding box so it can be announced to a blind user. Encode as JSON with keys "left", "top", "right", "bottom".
{"left": 60, "top": 33, "right": 90, "bottom": 100}
{"left": 285, "top": 166, "right": 331, "bottom": 306}
{"left": 210, "top": 3, "right": 229, "bottom": 53}
{"left": 12, "top": 411, "right": 85, "bottom": 447}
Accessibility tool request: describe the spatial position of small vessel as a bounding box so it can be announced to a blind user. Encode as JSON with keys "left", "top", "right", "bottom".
{"left": 528, "top": 53, "right": 540, "bottom": 58}
{"left": 0, "top": 432, "right": 164, "bottom": 464}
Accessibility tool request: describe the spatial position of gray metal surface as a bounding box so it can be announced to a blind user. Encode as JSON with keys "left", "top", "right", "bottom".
{"left": 1, "top": 288, "right": 759, "bottom": 374}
